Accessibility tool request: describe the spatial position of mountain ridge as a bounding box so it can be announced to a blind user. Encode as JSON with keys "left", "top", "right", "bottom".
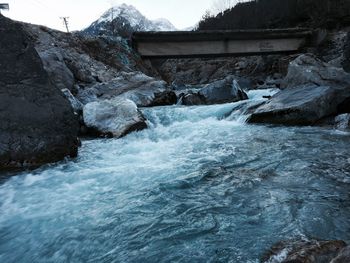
{"left": 84, "top": 3, "right": 177, "bottom": 38}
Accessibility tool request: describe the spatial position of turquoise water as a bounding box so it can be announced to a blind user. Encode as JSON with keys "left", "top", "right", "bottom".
{"left": 0, "top": 90, "right": 350, "bottom": 262}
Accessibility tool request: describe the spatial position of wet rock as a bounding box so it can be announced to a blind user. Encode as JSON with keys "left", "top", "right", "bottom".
{"left": 0, "top": 15, "right": 79, "bottom": 169}
{"left": 248, "top": 55, "right": 350, "bottom": 126}
{"left": 282, "top": 54, "right": 350, "bottom": 89}
{"left": 83, "top": 98, "right": 147, "bottom": 138}
{"left": 248, "top": 84, "right": 350, "bottom": 125}
{"left": 334, "top": 114, "right": 350, "bottom": 131}
{"left": 262, "top": 239, "right": 347, "bottom": 263}
{"left": 331, "top": 246, "right": 350, "bottom": 263}
{"left": 148, "top": 90, "right": 177, "bottom": 107}
{"left": 77, "top": 71, "right": 171, "bottom": 107}
{"left": 181, "top": 92, "right": 207, "bottom": 106}
{"left": 199, "top": 76, "right": 248, "bottom": 104}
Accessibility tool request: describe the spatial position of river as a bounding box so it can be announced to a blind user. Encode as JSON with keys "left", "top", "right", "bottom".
{"left": 0, "top": 90, "right": 349, "bottom": 262}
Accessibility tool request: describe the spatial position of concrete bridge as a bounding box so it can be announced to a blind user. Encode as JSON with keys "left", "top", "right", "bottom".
{"left": 132, "top": 29, "right": 320, "bottom": 59}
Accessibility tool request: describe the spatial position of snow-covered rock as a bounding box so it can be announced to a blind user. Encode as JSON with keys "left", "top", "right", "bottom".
{"left": 84, "top": 3, "right": 177, "bottom": 37}
{"left": 83, "top": 98, "right": 147, "bottom": 138}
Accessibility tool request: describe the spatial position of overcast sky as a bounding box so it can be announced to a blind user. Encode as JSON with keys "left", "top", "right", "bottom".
{"left": 3, "top": 0, "right": 217, "bottom": 31}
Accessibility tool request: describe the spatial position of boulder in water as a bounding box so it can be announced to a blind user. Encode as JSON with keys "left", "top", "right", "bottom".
{"left": 83, "top": 98, "right": 147, "bottom": 138}
{"left": 181, "top": 92, "right": 207, "bottom": 106}
{"left": 248, "top": 55, "right": 350, "bottom": 126}
{"left": 179, "top": 76, "right": 248, "bottom": 106}
{"left": 199, "top": 76, "right": 248, "bottom": 104}
{"left": 248, "top": 84, "right": 350, "bottom": 125}
{"left": 147, "top": 90, "right": 177, "bottom": 107}
{"left": 0, "top": 15, "right": 79, "bottom": 169}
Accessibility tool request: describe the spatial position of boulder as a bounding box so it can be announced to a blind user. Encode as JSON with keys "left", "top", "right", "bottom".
{"left": 179, "top": 76, "right": 248, "bottom": 106}
{"left": 334, "top": 114, "right": 350, "bottom": 131}
{"left": 181, "top": 93, "right": 206, "bottom": 106}
{"left": 77, "top": 71, "right": 172, "bottom": 107}
{"left": 248, "top": 84, "right": 350, "bottom": 125}
{"left": 83, "top": 98, "right": 147, "bottom": 138}
{"left": 148, "top": 90, "right": 177, "bottom": 107}
{"left": 262, "top": 239, "right": 347, "bottom": 263}
{"left": 282, "top": 54, "right": 350, "bottom": 89}
{"left": 0, "top": 15, "right": 79, "bottom": 169}
{"left": 248, "top": 54, "right": 350, "bottom": 126}
{"left": 199, "top": 76, "right": 248, "bottom": 104}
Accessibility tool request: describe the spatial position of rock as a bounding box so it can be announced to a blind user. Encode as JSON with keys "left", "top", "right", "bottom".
{"left": 334, "top": 114, "right": 350, "bottom": 131}
{"left": 248, "top": 55, "right": 350, "bottom": 126}
{"left": 248, "top": 84, "right": 350, "bottom": 125}
{"left": 148, "top": 90, "right": 177, "bottom": 107}
{"left": 39, "top": 49, "right": 75, "bottom": 91}
{"left": 83, "top": 98, "right": 147, "bottom": 138}
{"left": 282, "top": 54, "right": 350, "bottom": 89}
{"left": 77, "top": 71, "right": 172, "bottom": 107}
{"left": 0, "top": 15, "right": 79, "bottom": 169}
{"left": 199, "top": 76, "right": 248, "bottom": 104}
{"left": 61, "top": 88, "right": 84, "bottom": 114}
{"left": 178, "top": 76, "right": 248, "bottom": 106}
{"left": 262, "top": 239, "right": 347, "bottom": 263}
{"left": 181, "top": 93, "right": 206, "bottom": 106}
{"left": 331, "top": 246, "right": 350, "bottom": 263}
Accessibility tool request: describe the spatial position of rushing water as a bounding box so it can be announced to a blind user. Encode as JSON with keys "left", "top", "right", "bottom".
{"left": 1, "top": 90, "right": 350, "bottom": 263}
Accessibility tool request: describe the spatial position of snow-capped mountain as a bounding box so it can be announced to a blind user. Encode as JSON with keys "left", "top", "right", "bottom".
{"left": 84, "top": 4, "right": 177, "bottom": 38}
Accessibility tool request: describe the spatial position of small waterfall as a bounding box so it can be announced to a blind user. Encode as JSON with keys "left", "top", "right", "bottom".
{"left": 142, "top": 88, "right": 280, "bottom": 127}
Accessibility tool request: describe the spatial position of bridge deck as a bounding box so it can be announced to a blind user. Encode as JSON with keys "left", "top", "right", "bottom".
{"left": 132, "top": 29, "right": 315, "bottom": 58}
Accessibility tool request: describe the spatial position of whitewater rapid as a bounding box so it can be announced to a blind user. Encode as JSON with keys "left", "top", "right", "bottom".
{"left": 0, "top": 89, "right": 349, "bottom": 263}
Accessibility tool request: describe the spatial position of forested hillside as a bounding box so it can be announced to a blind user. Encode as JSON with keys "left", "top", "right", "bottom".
{"left": 198, "top": 0, "right": 350, "bottom": 30}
